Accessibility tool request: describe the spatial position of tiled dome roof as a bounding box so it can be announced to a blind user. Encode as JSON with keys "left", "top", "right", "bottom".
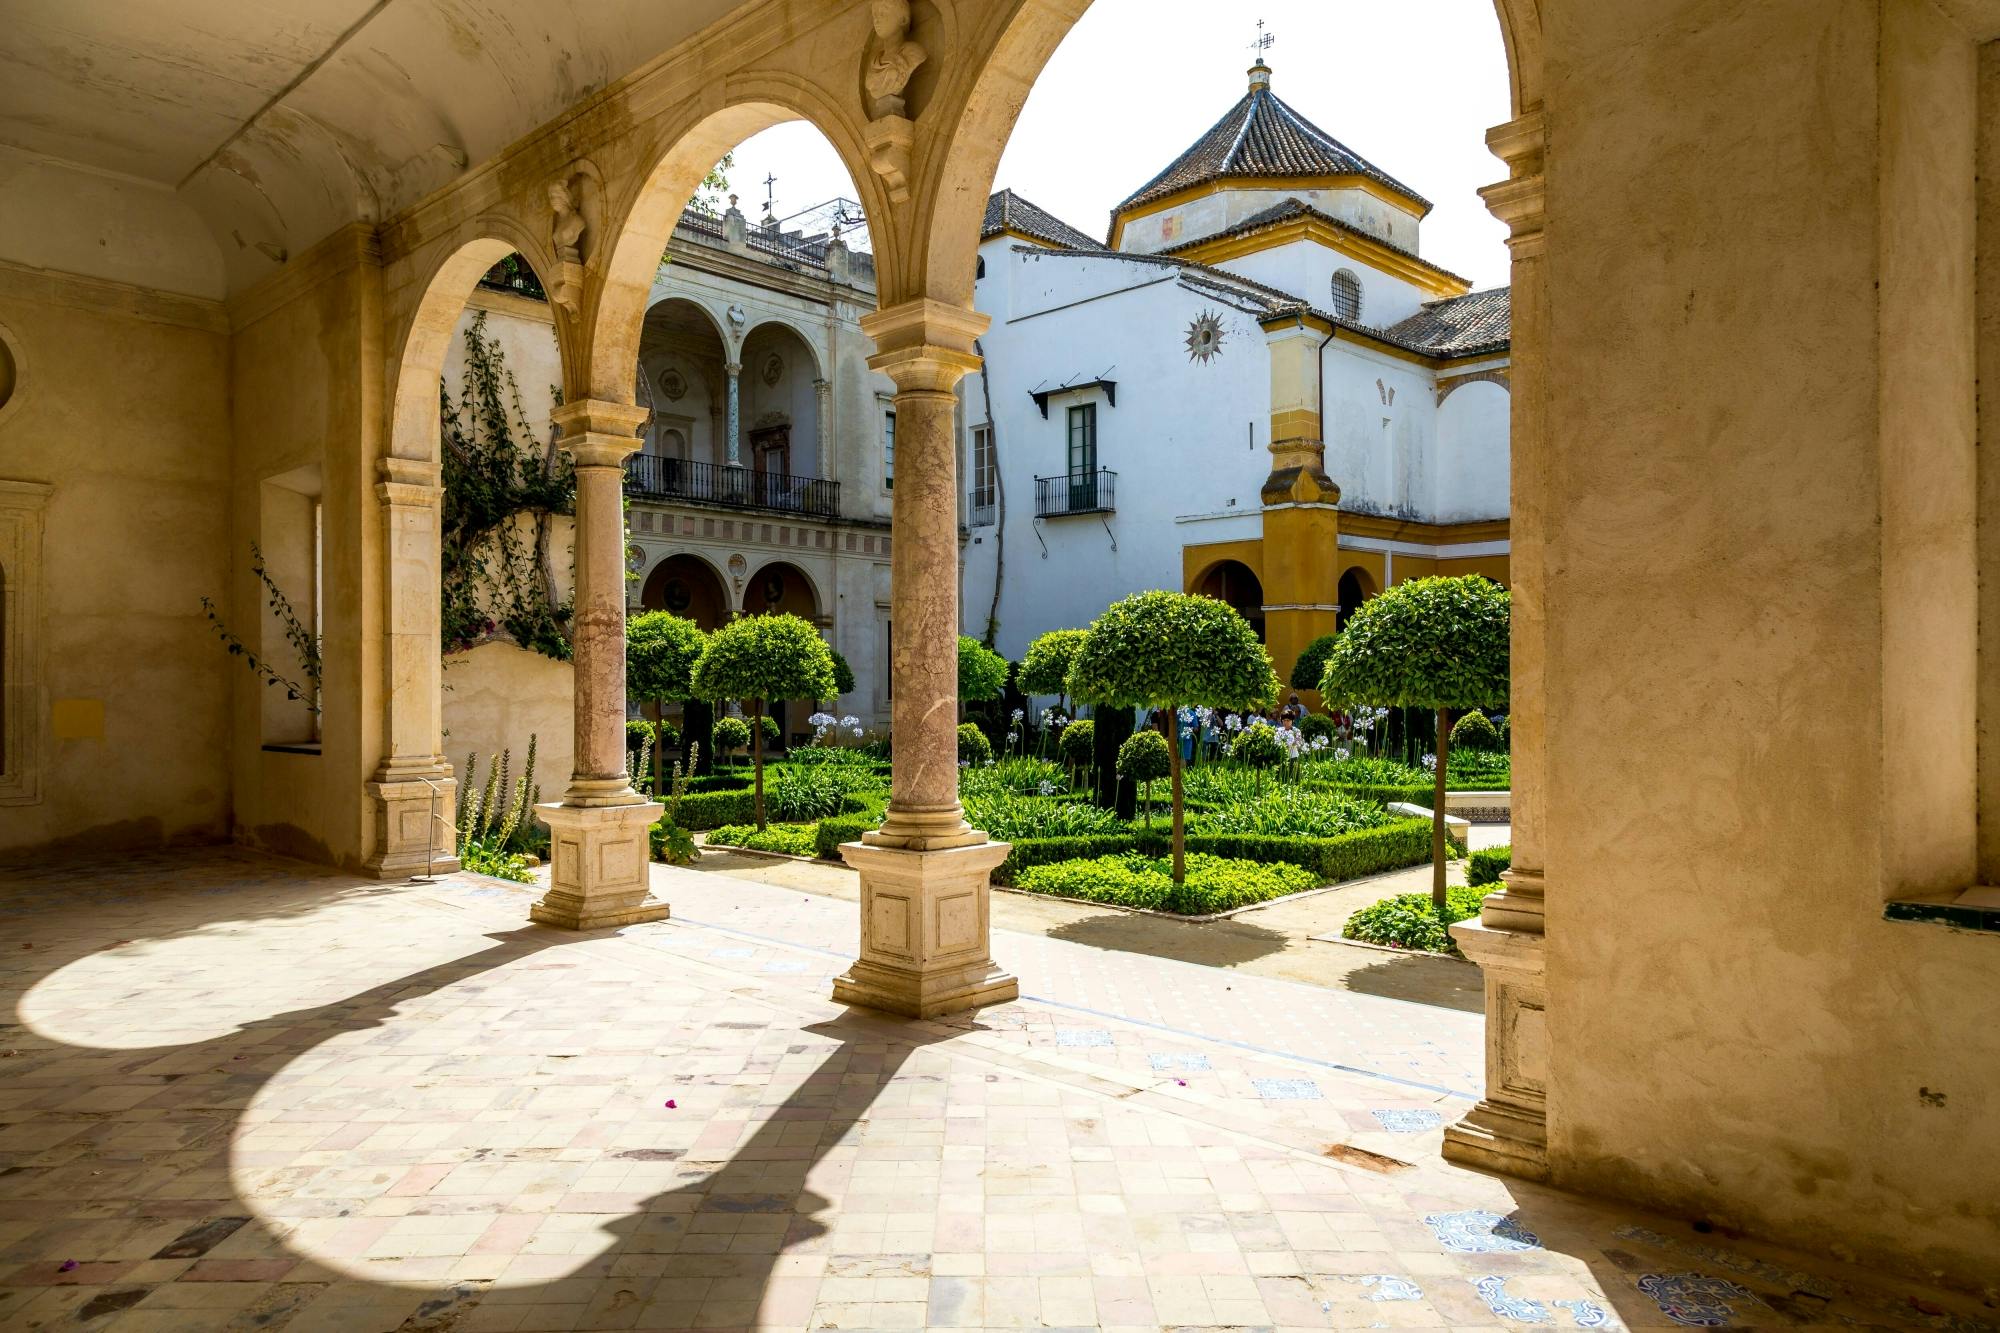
{"left": 982, "top": 189, "right": 1102, "bottom": 251}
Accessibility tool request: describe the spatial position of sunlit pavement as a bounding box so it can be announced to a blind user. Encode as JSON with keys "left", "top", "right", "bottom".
{"left": 0, "top": 848, "right": 1987, "bottom": 1331}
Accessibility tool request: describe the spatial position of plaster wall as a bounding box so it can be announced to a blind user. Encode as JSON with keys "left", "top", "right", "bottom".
{"left": 445, "top": 291, "right": 565, "bottom": 447}
{"left": 1216, "top": 239, "right": 1434, "bottom": 328}
{"left": 0, "top": 150, "right": 226, "bottom": 301}
{"left": 442, "top": 641, "right": 574, "bottom": 800}
{"left": 1119, "top": 184, "right": 1419, "bottom": 255}
{"left": 965, "top": 252, "right": 1272, "bottom": 661}
{"left": 1433, "top": 380, "right": 1511, "bottom": 522}
{"left": 1539, "top": 0, "right": 1998, "bottom": 1282}
{"left": 1321, "top": 344, "right": 1443, "bottom": 520}
{"left": 0, "top": 272, "right": 232, "bottom": 859}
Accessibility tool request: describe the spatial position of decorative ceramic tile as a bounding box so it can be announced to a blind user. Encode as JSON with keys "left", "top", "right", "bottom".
{"left": 1476, "top": 1274, "right": 1552, "bottom": 1323}
{"left": 1423, "top": 1210, "right": 1542, "bottom": 1253}
{"left": 1372, "top": 1108, "right": 1443, "bottom": 1132}
{"left": 1347, "top": 1274, "right": 1423, "bottom": 1302}
{"left": 1148, "top": 1052, "right": 1211, "bottom": 1072}
{"left": 1556, "top": 1296, "right": 1617, "bottom": 1328}
{"left": 1613, "top": 1225, "right": 1836, "bottom": 1300}
{"left": 1054, "top": 1027, "right": 1114, "bottom": 1048}
{"left": 1251, "top": 1077, "right": 1321, "bottom": 1100}
{"left": 1636, "top": 1273, "right": 1759, "bottom": 1327}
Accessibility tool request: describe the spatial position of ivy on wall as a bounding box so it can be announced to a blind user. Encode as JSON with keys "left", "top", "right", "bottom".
{"left": 440, "top": 310, "right": 576, "bottom": 659}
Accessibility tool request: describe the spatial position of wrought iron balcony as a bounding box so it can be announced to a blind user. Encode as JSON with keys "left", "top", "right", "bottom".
{"left": 624, "top": 456, "right": 840, "bottom": 520}
{"left": 1034, "top": 468, "right": 1116, "bottom": 518}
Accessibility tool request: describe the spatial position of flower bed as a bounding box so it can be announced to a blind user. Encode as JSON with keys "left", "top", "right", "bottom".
{"left": 1013, "top": 852, "right": 1319, "bottom": 916}
{"left": 1342, "top": 884, "right": 1486, "bottom": 954}
{"left": 705, "top": 822, "right": 819, "bottom": 856}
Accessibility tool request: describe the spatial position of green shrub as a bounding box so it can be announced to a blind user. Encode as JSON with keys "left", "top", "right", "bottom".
{"left": 1307, "top": 755, "right": 1428, "bottom": 785}
{"left": 1187, "top": 787, "right": 1390, "bottom": 839}
{"left": 1058, "top": 718, "right": 1096, "bottom": 771}
{"left": 1446, "top": 750, "right": 1512, "bottom": 789}
{"left": 1015, "top": 852, "right": 1318, "bottom": 915}
{"left": 964, "top": 793, "right": 1126, "bottom": 840}
{"left": 460, "top": 838, "right": 535, "bottom": 883}
{"left": 674, "top": 787, "right": 755, "bottom": 830}
{"left": 648, "top": 821, "right": 697, "bottom": 866}
{"left": 957, "top": 721, "right": 992, "bottom": 765}
{"left": 1468, "top": 843, "right": 1512, "bottom": 887}
{"left": 1343, "top": 885, "right": 1485, "bottom": 953}
{"left": 706, "top": 822, "right": 818, "bottom": 856}
{"left": 1299, "top": 713, "right": 1336, "bottom": 744}
{"left": 1290, "top": 633, "right": 1340, "bottom": 692}
{"left": 766, "top": 765, "right": 861, "bottom": 822}
{"left": 958, "top": 636, "right": 1009, "bottom": 702}
{"left": 713, "top": 716, "right": 751, "bottom": 759}
{"left": 1019, "top": 628, "right": 1088, "bottom": 700}
{"left": 962, "top": 756, "right": 1065, "bottom": 798}
{"left": 814, "top": 813, "right": 880, "bottom": 859}
{"left": 1450, "top": 709, "right": 1502, "bottom": 752}
{"left": 1116, "top": 729, "right": 1171, "bottom": 824}
{"left": 1231, "top": 721, "right": 1285, "bottom": 769}
{"left": 627, "top": 719, "right": 656, "bottom": 750}
{"left": 787, "top": 746, "right": 880, "bottom": 768}
{"left": 992, "top": 817, "right": 1436, "bottom": 887}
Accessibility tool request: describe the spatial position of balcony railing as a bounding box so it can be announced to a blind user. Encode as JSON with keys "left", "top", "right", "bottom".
{"left": 1034, "top": 468, "right": 1116, "bottom": 518}
{"left": 625, "top": 456, "right": 841, "bottom": 520}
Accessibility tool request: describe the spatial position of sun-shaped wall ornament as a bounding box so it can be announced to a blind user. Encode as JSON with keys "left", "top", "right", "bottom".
{"left": 1185, "top": 310, "right": 1226, "bottom": 364}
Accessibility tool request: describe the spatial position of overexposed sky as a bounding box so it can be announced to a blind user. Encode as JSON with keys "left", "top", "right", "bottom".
{"left": 723, "top": 0, "right": 1512, "bottom": 289}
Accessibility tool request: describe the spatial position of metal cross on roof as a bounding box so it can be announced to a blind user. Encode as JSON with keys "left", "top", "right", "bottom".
{"left": 762, "top": 171, "right": 778, "bottom": 216}
{"left": 1251, "top": 19, "right": 1275, "bottom": 59}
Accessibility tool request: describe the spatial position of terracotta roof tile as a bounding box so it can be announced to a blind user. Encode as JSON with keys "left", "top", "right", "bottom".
{"left": 982, "top": 189, "right": 1101, "bottom": 251}
{"left": 1376, "top": 287, "right": 1511, "bottom": 357}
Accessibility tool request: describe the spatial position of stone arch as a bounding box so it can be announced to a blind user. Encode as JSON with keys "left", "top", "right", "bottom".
{"left": 740, "top": 320, "right": 826, "bottom": 477}
{"left": 640, "top": 552, "right": 731, "bottom": 632}
{"left": 1336, "top": 565, "right": 1378, "bottom": 631}
{"left": 742, "top": 560, "right": 822, "bottom": 621}
{"left": 1436, "top": 369, "right": 1512, "bottom": 405}
{"left": 583, "top": 83, "right": 886, "bottom": 404}
{"left": 389, "top": 226, "right": 560, "bottom": 469}
{"left": 1190, "top": 558, "right": 1266, "bottom": 642}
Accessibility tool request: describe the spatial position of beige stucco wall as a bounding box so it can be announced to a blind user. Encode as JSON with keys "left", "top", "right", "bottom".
{"left": 442, "top": 641, "right": 574, "bottom": 806}
{"left": 1540, "top": 0, "right": 1997, "bottom": 1283}
{"left": 0, "top": 269, "right": 232, "bottom": 858}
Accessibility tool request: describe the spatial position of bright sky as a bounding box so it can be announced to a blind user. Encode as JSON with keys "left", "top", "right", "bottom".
{"left": 725, "top": 0, "right": 1512, "bottom": 289}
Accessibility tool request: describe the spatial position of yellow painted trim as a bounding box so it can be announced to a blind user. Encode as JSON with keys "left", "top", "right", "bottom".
{"left": 1112, "top": 175, "right": 1431, "bottom": 250}
{"left": 1338, "top": 513, "right": 1511, "bottom": 545}
{"left": 1182, "top": 538, "right": 1265, "bottom": 592}
{"left": 990, "top": 227, "right": 1092, "bottom": 252}
{"left": 1170, "top": 217, "right": 1469, "bottom": 299}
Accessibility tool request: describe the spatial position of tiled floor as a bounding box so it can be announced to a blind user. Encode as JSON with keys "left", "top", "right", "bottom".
{"left": 0, "top": 848, "right": 1991, "bottom": 1332}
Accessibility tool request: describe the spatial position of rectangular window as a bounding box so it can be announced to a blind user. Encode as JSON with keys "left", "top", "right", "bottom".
{"left": 969, "top": 424, "right": 995, "bottom": 524}
{"left": 1066, "top": 403, "right": 1097, "bottom": 477}
{"left": 883, "top": 409, "right": 895, "bottom": 490}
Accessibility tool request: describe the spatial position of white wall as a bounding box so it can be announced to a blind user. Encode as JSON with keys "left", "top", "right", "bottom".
{"left": 1434, "top": 379, "right": 1511, "bottom": 522}
{"left": 1217, "top": 237, "right": 1433, "bottom": 329}
{"left": 1119, "top": 185, "right": 1421, "bottom": 256}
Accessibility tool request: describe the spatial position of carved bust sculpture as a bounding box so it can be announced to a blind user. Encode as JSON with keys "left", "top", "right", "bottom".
{"left": 548, "top": 179, "right": 585, "bottom": 263}
{"left": 864, "top": 0, "right": 926, "bottom": 120}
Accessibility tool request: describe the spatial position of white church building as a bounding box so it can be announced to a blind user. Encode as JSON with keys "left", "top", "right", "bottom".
{"left": 959, "top": 60, "right": 1512, "bottom": 689}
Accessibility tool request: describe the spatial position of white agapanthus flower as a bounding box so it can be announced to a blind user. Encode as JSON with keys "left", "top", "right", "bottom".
{"left": 839, "top": 714, "right": 859, "bottom": 728}
{"left": 1010, "top": 708, "right": 1025, "bottom": 723}
{"left": 851, "top": 726, "right": 864, "bottom": 738}
{"left": 1052, "top": 715, "right": 1069, "bottom": 729}
{"left": 1335, "top": 746, "right": 1352, "bottom": 762}
{"left": 808, "top": 711, "right": 836, "bottom": 727}
{"left": 1421, "top": 753, "right": 1438, "bottom": 773}
{"left": 1037, "top": 781, "right": 1056, "bottom": 796}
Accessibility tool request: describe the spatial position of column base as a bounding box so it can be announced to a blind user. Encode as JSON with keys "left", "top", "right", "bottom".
{"left": 1443, "top": 915, "right": 1550, "bottom": 1180}
{"left": 365, "top": 772, "right": 459, "bottom": 879}
{"left": 531, "top": 799, "right": 668, "bottom": 930}
{"left": 833, "top": 838, "right": 1017, "bottom": 1018}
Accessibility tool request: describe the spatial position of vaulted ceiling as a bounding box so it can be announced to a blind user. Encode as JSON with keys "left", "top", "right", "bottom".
{"left": 0, "top": 0, "right": 748, "bottom": 297}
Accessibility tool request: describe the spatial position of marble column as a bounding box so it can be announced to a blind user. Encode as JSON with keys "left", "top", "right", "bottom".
{"left": 532, "top": 398, "right": 668, "bottom": 930}
{"left": 833, "top": 299, "right": 1017, "bottom": 1018}
{"left": 724, "top": 361, "right": 743, "bottom": 467}
{"left": 365, "top": 456, "right": 458, "bottom": 877}
{"left": 1444, "top": 110, "right": 1550, "bottom": 1181}
{"left": 813, "top": 377, "right": 832, "bottom": 470}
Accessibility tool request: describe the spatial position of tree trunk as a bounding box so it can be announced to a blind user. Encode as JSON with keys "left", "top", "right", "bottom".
{"left": 1433, "top": 705, "right": 1451, "bottom": 915}
{"left": 1169, "top": 703, "right": 1185, "bottom": 884}
{"left": 752, "top": 700, "right": 767, "bottom": 831}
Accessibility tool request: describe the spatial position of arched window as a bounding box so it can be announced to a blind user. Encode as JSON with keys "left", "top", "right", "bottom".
{"left": 1330, "top": 269, "right": 1363, "bottom": 322}
{"left": 975, "top": 255, "right": 987, "bottom": 280}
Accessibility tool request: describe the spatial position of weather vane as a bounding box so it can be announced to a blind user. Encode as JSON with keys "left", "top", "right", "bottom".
{"left": 1251, "top": 18, "right": 1275, "bottom": 60}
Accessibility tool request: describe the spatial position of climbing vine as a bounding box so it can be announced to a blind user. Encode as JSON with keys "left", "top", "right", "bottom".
{"left": 199, "top": 542, "right": 323, "bottom": 714}
{"left": 440, "top": 310, "right": 576, "bottom": 659}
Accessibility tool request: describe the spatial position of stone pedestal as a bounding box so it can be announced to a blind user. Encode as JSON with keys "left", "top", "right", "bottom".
{"left": 1443, "top": 907, "right": 1550, "bottom": 1180}
{"left": 833, "top": 839, "right": 1018, "bottom": 1018}
{"left": 365, "top": 771, "right": 459, "bottom": 878}
{"left": 530, "top": 800, "right": 668, "bottom": 930}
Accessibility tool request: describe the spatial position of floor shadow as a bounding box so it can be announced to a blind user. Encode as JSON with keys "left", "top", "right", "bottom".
{"left": 1336, "top": 952, "right": 1484, "bottom": 1012}
{"left": 1041, "top": 907, "right": 1291, "bottom": 968}
{"left": 0, "top": 849, "right": 952, "bottom": 1330}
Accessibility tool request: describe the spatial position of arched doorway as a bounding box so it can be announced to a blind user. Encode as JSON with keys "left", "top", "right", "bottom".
{"left": 1337, "top": 566, "right": 1377, "bottom": 631}
{"left": 1194, "top": 560, "right": 1265, "bottom": 641}
{"left": 641, "top": 553, "right": 729, "bottom": 631}
{"left": 744, "top": 561, "right": 823, "bottom": 745}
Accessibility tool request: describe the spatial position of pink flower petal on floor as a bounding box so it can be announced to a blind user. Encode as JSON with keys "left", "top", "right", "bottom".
{"left": 664, "top": 1099, "right": 677, "bottom": 1109}
{"left": 58, "top": 1260, "right": 77, "bottom": 1272}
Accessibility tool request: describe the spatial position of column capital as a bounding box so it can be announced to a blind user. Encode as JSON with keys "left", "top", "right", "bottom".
{"left": 724, "top": 360, "right": 743, "bottom": 377}
{"left": 861, "top": 299, "right": 989, "bottom": 392}
{"left": 375, "top": 456, "right": 441, "bottom": 507}
{"left": 554, "top": 398, "right": 647, "bottom": 469}
{"left": 1481, "top": 112, "right": 1546, "bottom": 255}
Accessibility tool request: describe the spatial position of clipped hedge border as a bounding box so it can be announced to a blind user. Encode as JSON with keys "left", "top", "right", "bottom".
{"left": 675, "top": 788, "right": 879, "bottom": 832}
{"left": 991, "top": 817, "right": 1439, "bottom": 887}
{"left": 1468, "top": 843, "right": 1512, "bottom": 887}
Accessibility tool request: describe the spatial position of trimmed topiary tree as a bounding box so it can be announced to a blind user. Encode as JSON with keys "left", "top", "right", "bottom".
{"left": 1068, "top": 590, "right": 1278, "bottom": 883}
{"left": 827, "top": 648, "right": 856, "bottom": 705}
{"left": 1058, "top": 717, "right": 1095, "bottom": 781}
{"left": 957, "top": 635, "right": 1008, "bottom": 703}
{"left": 1117, "top": 728, "right": 1171, "bottom": 827}
{"left": 957, "top": 721, "right": 992, "bottom": 765}
{"left": 1299, "top": 712, "right": 1336, "bottom": 745}
{"left": 1450, "top": 709, "right": 1502, "bottom": 753}
{"left": 692, "top": 613, "right": 837, "bottom": 829}
{"left": 1230, "top": 719, "right": 1285, "bottom": 794}
{"left": 1019, "top": 628, "right": 1087, "bottom": 711}
{"left": 712, "top": 716, "right": 751, "bottom": 765}
{"left": 1290, "top": 633, "right": 1340, "bottom": 693}
{"left": 1321, "top": 574, "right": 1509, "bottom": 912}
{"left": 626, "top": 610, "right": 707, "bottom": 797}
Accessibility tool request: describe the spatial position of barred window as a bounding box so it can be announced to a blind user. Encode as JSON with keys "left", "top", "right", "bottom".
{"left": 1331, "top": 269, "right": 1363, "bottom": 322}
